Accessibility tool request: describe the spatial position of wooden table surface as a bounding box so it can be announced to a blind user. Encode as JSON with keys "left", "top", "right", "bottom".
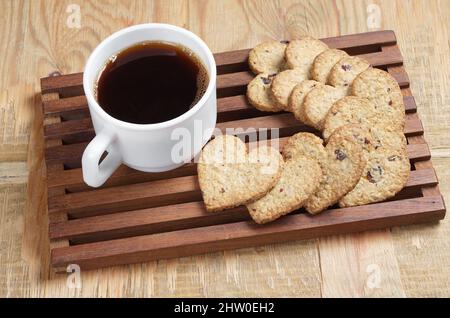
{"left": 1, "top": 0, "right": 449, "bottom": 297}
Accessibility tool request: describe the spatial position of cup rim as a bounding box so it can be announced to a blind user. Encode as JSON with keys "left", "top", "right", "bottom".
{"left": 83, "top": 23, "right": 217, "bottom": 131}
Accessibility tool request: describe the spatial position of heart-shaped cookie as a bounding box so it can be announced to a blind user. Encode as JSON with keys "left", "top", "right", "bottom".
{"left": 198, "top": 135, "right": 283, "bottom": 212}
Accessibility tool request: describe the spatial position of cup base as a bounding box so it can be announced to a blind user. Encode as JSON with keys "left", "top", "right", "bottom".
{"left": 125, "top": 162, "right": 186, "bottom": 173}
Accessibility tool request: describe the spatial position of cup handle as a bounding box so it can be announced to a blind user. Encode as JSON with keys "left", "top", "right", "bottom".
{"left": 82, "top": 130, "right": 122, "bottom": 187}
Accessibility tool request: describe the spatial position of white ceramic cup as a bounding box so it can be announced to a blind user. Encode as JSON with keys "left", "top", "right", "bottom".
{"left": 82, "top": 24, "right": 217, "bottom": 187}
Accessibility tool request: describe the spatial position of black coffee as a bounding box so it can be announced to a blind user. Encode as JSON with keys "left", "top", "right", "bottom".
{"left": 96, "top": 41, "right": 209, "bottom": 124}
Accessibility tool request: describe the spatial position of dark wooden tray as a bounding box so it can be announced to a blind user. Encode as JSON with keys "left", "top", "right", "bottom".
{"left": 40, "top": 30, "right": 445, "bottom": 271}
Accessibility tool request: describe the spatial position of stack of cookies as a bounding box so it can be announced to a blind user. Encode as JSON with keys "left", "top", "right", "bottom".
{"left": 197, "top": 35, "right": 410, "bottom": 224}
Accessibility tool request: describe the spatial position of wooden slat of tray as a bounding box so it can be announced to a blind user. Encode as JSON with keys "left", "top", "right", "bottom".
{"left": 38, "top": 30, "right": 445, "bottom": 271}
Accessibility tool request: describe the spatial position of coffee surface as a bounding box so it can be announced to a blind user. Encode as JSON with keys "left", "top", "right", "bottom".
{"left": 96, "top": 41, "right": 208, "bottom": 124}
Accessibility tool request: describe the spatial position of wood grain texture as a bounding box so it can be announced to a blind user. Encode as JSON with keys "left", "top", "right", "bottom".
{"left": 0, "top": 0, "right": 449, "bottom": 297}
